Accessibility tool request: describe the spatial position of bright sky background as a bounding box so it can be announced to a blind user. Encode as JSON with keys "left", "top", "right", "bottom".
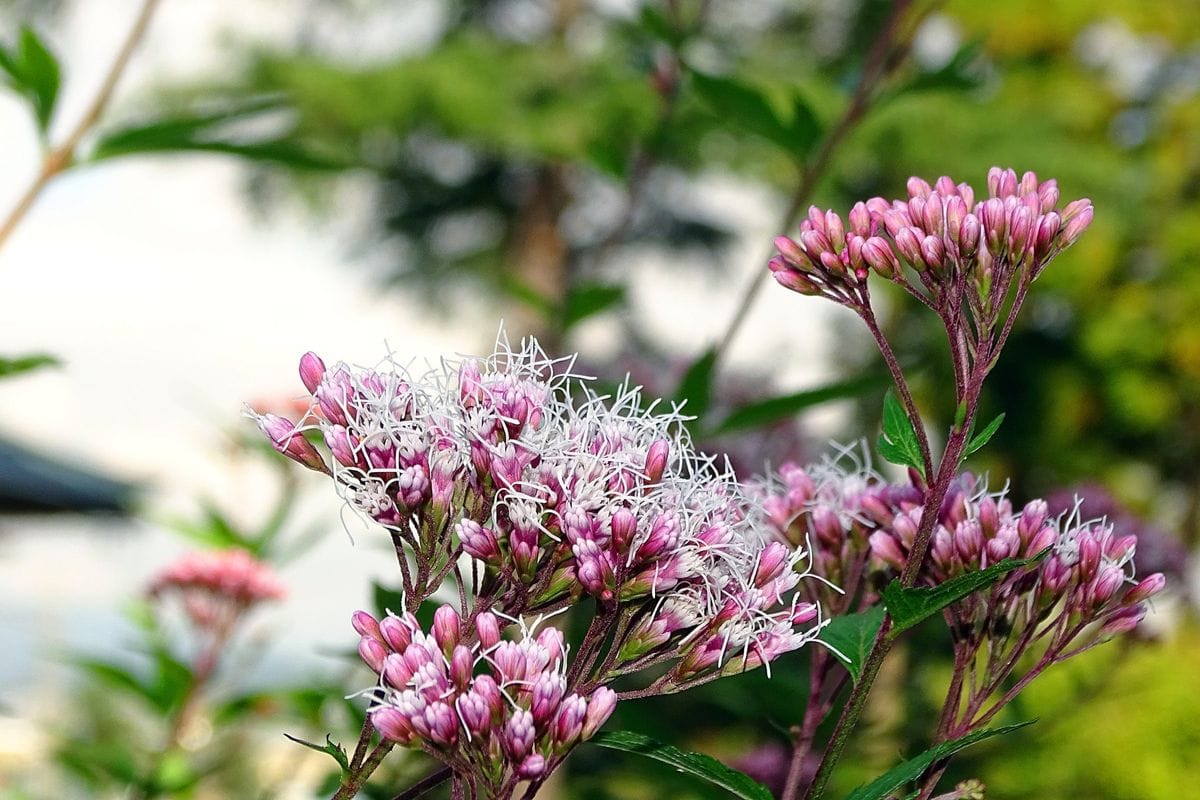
{"left": 0, "top": 0, "right": 840, "bottom": 764}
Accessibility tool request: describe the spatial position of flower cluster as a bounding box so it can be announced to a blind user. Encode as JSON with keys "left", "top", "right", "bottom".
{"left": 148, "top": 549, "right": 286, "bottom": 630}
{"left": 770, "top": 167, "right": 1093, "bottom": 317}
{"left": 255, "top": 335, "right": 826, "bottom": 793}
{"left": 353, "top": 605, "right": 616, "bottom": 794}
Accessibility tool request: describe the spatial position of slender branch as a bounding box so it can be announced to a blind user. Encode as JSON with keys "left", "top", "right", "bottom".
{"left": 712, "top": 0, "right": 916, "bottom": 364}
{"left": 0, "top": 0, "right": 163, "bottom": 252}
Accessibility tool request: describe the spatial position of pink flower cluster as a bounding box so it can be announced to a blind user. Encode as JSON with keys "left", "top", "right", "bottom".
{"left": 769, "top": 167, "right": 1093, "bottom": 310}
{"left": 353, "top": 605, "right": 616, "bottom": 793}
{"left": 148, "top": 549, "right": 285, "bottom": 629}
{"left": 868, "top": 474, "right": 1165, "bottom": 639}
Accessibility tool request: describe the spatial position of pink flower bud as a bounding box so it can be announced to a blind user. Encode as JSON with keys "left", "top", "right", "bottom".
{"left": 1025, "top": 524, "right": 1056, "bottom": 557}
{"left": 770, "top": 258, "right": 820, "bottom": 295}
{"left": 907, "top": 176, "right": 932, "bottom": 199}
{"left": 451, "top": 645, "right": 474, "bottom": 690}
{"left": 422, "top": 702, "right": 458, "bottom": 746}
{"left": 552, "top": 694, "right": 588, "bottom": 748}
{"left": 1038, "top": 179, "right": 1059, "bottom": 213}
{"left": 457, "top": 691, "right": 491, "bottom": 736}
{"left": 503, "top": 709, "right": 536, "bottom": 761}
{"left": 869, "top": 531, "right": 906, "bottom": 571}
{"left": 258, "top": 414, "right": 328, "bottom": 473}
{"left": 894, "top": 227, "right": 924, "bottom": 267}
{"left": 849, "top": 201, "right": 871, "bottom": 236}
{"left": 1019, "top": 170, "right": 1039, "bottom": 197}
{"left": 861, "top": 236, "right": 900, "bottom": 278}
{"left": 775, "top": 236, "right": 813, "bottom": 270}
{"left": 383, "top": 652, "right": 414, "bottom": 689}
{"left": 1061, "top": 201, "right": 1093, "bottom": 246}
{"left": 359, "top": 636, "right": 387, "bottom": 673}
{"left": 1008, "top": 205, "right": 1033, "bottom": 260}
{"left": 352, "top": 610, "right": 381, "bottom": 640}
{"left": 791, "top": 602, "right": 819, "bottom": 625}
{"left": 518, "top": 754, "right": 546, "bottom": 780}
{"left": 457, "top": 519, "right": 501, "bottom": 562}
{"left": 1123, "top": 572, "right": 1165, "bottom": 604}
{"left": 1090, "top": 564, "right": 1126, "bottom": 605}
{"left": 644, "top": 439, "right": 670, "bottom": 483}
{"left": 922, "top": 196, "right": 944, "bottom": 236}
{"left": 1078, "top": 534, "right": 1101, "bottom": 579}
{"left": 379, "top": 614, "right": 414, "bottom": 652}
{"left": 955, "top": 520, "right": 983, "bottom": 564}
{"left": 531, "top": 671, "right": 567, "bottom": 726}
{"left": 1017, "top": 500, "right": 1048, "bottom": 544}
{"left": 958, "top": 213, "right": 981, "bottom": 258}
{"left": 432, "top": 605, "right": 461, "bottom": 653}
{"left": 1100, "top": 605, "right": 1145, "bottom": 636}
{"left": 476, "top": 611, "right": 502, "bottom": 649}
{"left": 935, "top": 175, "right": 957, "bottom": 196}
{"left": 298, "top": 351, "right": 326, "bottom": 394}
{"left": 371, "top": 707, "right": 415, "bottom": 745}
{"left": 323, "top": 425, "right": 358, "bottom": 468}
{"left": 582, "top": 687, "right": 618, "bottom": 740}
{"left": 825, "top": 210, "right": 846, "bottom": 251}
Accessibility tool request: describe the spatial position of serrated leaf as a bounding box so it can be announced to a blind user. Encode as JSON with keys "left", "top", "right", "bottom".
{"left": 817, "top": 606, "right": 885, "bottom": 682}
{"left": 0, "top": 352, "right": 60, "bottom": 378}
{"left": 844, "top": 721, "right": 1034, "bottom": 800}
{"left": 877, "top": 389, "right": 924, "bottom": 476}
{"left": 284, "top": 733, "right": 350, "bottom": 775}
{"left": 591, "top": 731, "right": 773, "bottom": 800}
{"left": 18, "top": 26, "right": 59, "bottom": 134}
{"left": 690, "top": 71, "right": 819, "bottom": 155}
{"left": 882, "top": 550, "right": 1049, "bottom": 637}
{"left": 674, "top": 347, "right": 717, "bottom": 423}
{"left": 963, "top": 412, "right": 1005, "bottom": 460}
{"left": 709, "top": 371, "right": 888, "bottom": 435}
{"left": 562, "top": 282, "right": 625, "bottom": 330}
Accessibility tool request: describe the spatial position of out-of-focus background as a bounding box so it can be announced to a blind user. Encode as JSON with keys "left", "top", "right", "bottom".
{"left": 0, "top": 1, "right": 1197, "bottom": 798}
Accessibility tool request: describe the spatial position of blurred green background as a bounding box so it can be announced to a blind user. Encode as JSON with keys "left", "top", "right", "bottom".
{"left": 1, "top": 0, "right": 1196, "bottom": 798}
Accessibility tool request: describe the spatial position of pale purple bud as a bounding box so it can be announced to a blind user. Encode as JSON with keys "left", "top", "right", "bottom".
{"left": 1026, "top": 524, "right": 1057, "bottom": 557}
{"left": 476, "top": 611, "right": 502, "bottom": 649}
{"left": 379, "top": 614, "right": 414, "bottom": 652}
{"left": 819, "top": 250, "right": 843, "bottom": 274}
{"left": 980, "top": 198, "right": 1007, "bottom": 250}
{"left": 945, "top": 196, "right": 966, "bottom": 243}
{"left": 1107, "top": 535, "right": 1137, "bottom": 561}
{"left": 258, "top": 414, "right": 328, "bottom": 473}
{"left": 1123, "top": 572, "right": 1166, "bottom": 604}
{"left": 800, "top": 229, "right": 833, "bottom": 259}
{"left": 503, "top": 709, "right": 536, "bottom": 760}
{"left": 458, "top": 359, "right": 483, "bottom": 407}
{"left": 645, "top": 439, "right": 670, "bottom": 483}
{"left": 609, "top": 508, "right": 638, "bottom": 554}
{"left": 847, "top": 234, "right": 865, "bottom": 273}
{"left": 849, "top": 201, "right": 871, "bottom": 236}
{"left": 432, "top": 605, "right": 461, "bottom": 653}
{"left": 754, "top": 541, "right": 791, "bottom": 587}
{"left": 582, "top": 687, "right": 618, "bottom": 740}
{"left": 892, "top": 511, "right": 919, "bottom": 549}
{"left": 997, "top": 168, "right": 1018, "bottom": 198}
{"left": 352, "top": 610, "right": 381, "bottom": 640}
{"left": 1061, "top": 201, "right": 1093, "bottom": 245}
{"left": 959, "top": 213, "right": 980, "bottom": 258}
{"left": 869, "top": 531, "right": 906, "bottom": 571}
{"left": 935, "top": 175, "right": 957, "bottom": 196}
{"left": 451, "top": 645, "right": 474, "bottom": 690}
{"left": 907, "top": 196, "right": 927, "bottom": 227}
{"left": 1042, "top": 556, "right": 1073, "bottom": 594}
{"left": 955, "top": 520, "right": 983, "bottom": 563}
{"left": 552, "top": 694, "right": 588, "bottom": 748}
{"left": 473, "top": 673, "right": 504, "bottom": 719}
{"left": 536, "top": 627, "right": 566, "bottom": 665}
{"left": 1091, "top": 564, "right": 1126, "bottom": 605}
{"left": 422, "top": 702, "right": 458, "bottom": 746}
{"left": 985, "top": 533, "right": 1016, "bottom": 565}
{"left": 907, "top": 176, "right": 932, "bottom": 199}
{"left": 1008, "top": 205, "right": 1033, "bottom": 259}
{"left": 978, "top": 498, "right": 999, "bottom": 537}
{"left": 958, "top": 182, "right": 975, "bottom": 210}
{"left": 1100, "top": 605, "right": 1145, "bottom": 636}
{"left": 1038, "top": 179, "right": 1059, "bottom": 213}
{"left": 1019, "top": 170, "right": 1039, "bottom": 197}
{"left": 457, "top": 691, "right": 491, "bottom": 737}
{"left": 531, "top": 671, "right": 567, "bottom": 725}
{"left": 358, "top": 636, "right": 387, "bottom": 673}
{"left": 791, "top": 602, "right": 819, "bottom": 624}
{"left": 1078, "top": 535, "right": 1102, "bottom": 579}
{"left": 492, "top": 641, "right": 527, "bottom": 683}
{"left": 371, "top": 707, "right": 415, "bottom": 745}
{"left": 882, "top": 209, "right": 909, "bottom": 239}
{"left": 931, "top": 527, "right": 956, "bottom": 569}
{"left": 298, "top": 352, "right": 326, "bottom": 394}
{"left": 457, "top": 519, "right": 501, "bottom": 562}
{"left": 861, "top": 236, "right": 900, "bottom": 278}
{"left": 518, "top": 754, "right": 547, "bottom": 780}
{"left": 383, "top": 652, "right": 414, "bottom": 689}
{"left": 922, "top": 196, "right": 944, "bottom": 236}
{"left": 1017, "top": 500, "right": 1048, "bottom": 544}
{"left": 324, "top": 425, "right": 358, "bottom": 467}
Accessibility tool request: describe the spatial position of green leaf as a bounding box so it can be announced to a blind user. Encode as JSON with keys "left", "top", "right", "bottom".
{"left": 591, "top": 730, "right": 773, "bottom": 800}
{"left": 709, "top": 371, "right": 889, "bottom": 435}
{"left": 882, "top": 550, "right": 1049, "bottom": 637}
{"left": 18, "top": 27, "right": 59, "bottom": 134}
{"left": 962, "top": 412, "right": 1005, "bottom": 460}
{"left": 674, "top": 347, "right": 717, "bottom": 422}
{"left": 283, "top": 733, "right": 350, "bottom": 775}
{"left": 0, "top": 352, "right": 60, "bottom": 379}
{"left": 877, "top": 389, "right": 925, "bottom": 477}
{"left": 562, "top": 282, "right": 625, "bottom": 330}
{"left": 690, "top": 70, "right": 819, "bottom": 155}
{"left": 91, "top": 99, "right": 352, "bottom": 170}
{"left": 843, "top": 721, "right": 1035, "bottom": 800}
{"left": 817, "top": 606, "right": 885, "bottom": 682}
